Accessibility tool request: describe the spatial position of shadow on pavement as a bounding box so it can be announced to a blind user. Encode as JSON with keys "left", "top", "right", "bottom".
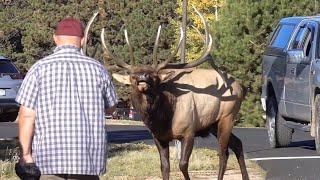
{"left": 107, "top": 130, "right": 152, "bottom": 143}
{"left": 289, "top": 140, "right": 315, "bottom": 151}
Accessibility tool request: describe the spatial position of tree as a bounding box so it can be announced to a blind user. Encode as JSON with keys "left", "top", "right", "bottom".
{"left": 174, "top": 0, "right": 224, "bottom": 61}
{"left": 0, "top": 0, "right": 178, "bottom": 102}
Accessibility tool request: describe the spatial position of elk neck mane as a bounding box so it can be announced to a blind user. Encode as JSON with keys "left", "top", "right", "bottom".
{"left": 130, "top": 84, "right": 176, "bottom": 135}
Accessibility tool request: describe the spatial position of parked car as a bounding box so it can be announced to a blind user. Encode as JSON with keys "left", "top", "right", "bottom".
{"left": 0, "top": 56, "right": 23, "bottom": 122}
{"left": 129, "top": 108, "right": 140, "bottom": 121}
{"left": 105, "top": 108, "right": 140, "bottom": 120}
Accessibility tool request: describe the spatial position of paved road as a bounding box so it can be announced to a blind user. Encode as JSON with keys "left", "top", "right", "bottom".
{"left": 3, "top": 122, "right": 320, "bottom": 179}
{"left": 0, "top": 122, "right": 18, "bottom": 140}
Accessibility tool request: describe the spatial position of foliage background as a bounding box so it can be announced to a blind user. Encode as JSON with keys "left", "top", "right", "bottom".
{"left": 0, "top": 0, "right": 319, "bottom": 126}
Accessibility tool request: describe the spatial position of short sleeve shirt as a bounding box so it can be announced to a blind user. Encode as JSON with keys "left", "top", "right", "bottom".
{"left": 15, "top": 45, "right": 118, "bottom": 175}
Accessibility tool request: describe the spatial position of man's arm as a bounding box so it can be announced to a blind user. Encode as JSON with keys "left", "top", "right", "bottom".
{"left": 18, "top": 105, "right": 36, "bottom": 164}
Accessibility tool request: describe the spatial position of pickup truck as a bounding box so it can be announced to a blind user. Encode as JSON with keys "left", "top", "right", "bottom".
{"left": 261, "top": 16, "right": 320, "bottom": 153}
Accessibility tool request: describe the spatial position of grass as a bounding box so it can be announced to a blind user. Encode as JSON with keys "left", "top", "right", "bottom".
{"left": 0, "top": 139, "right": 19, "bottom": 179}
{"left": 106, "top": 119, "right": 144, "bottom": 126}
{"left": 0, "top": 132, "right": 265, "bottom": 180}
{"left": 103, "top": 143, "right": 265, "bottom": 180}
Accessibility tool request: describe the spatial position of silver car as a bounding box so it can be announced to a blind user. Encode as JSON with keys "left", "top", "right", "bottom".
{"left": 0, "top": 56, "right": 23, "bottom": 122}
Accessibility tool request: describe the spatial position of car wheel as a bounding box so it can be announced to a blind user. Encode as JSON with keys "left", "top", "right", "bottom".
{"left": 314, "top": 95, "right": 320, "bottom": 154}
{"left": 266, "top": 95, "right": 293, "bottom": 147}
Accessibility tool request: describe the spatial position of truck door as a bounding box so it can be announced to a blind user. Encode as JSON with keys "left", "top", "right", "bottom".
{"left": 284, "top": 22, "right": 315, "bottom": 121}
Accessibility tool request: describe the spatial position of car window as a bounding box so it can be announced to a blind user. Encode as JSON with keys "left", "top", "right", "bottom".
{"left": 0, "top": 61, "right": 19, "bottom": 73}
{"left": 291, "top": 27, "right": 306, "bottom": 49}
{"left": 270, "top": 24, "right": 295, "bottom": 49}
{"left": 291, "top": 26, "right": 313, "bottom": 57}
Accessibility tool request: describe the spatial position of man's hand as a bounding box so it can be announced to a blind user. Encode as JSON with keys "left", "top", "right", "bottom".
{"left": 18, "top": 105, "right": 36, "bottom": 163}
{"left": 19, "top": 154, "right": 34, "bottom": 165}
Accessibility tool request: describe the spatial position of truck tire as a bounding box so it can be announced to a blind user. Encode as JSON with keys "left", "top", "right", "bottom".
{"left": 314, "top": 95, "right": 320, "bottom": 154}
{"left": 266, "top": 95, "right": 277, "bottom": 148}
{"left": 266, "top": 95, "right": 293, "bottom": 147}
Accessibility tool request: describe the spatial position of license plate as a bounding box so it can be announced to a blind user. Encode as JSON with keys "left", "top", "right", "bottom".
{"left": 0, "top": 89, "right": 5, "bottom": 96}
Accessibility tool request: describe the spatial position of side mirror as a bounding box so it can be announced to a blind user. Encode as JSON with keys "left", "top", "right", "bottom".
{"left": 287, "top": 49, "right": 309, "bottom": 64}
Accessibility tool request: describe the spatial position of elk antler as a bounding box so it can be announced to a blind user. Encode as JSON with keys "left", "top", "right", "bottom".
{"left": 101, "top": 28, "right": 133, "bottom": 71}
{"left": 156, "top": 27, "right": 184, "bottom": 71}
{"left": 152, "top": 25, "right": 162, "bottom": 69}
{"left": 82, "top": 12, "right": 99, "bottom": 55}
{"left": 157, "top": 5, "right": 213, "bottom": 70}
{"left": 124, "top": 29, "right": 136, "bottom": 66}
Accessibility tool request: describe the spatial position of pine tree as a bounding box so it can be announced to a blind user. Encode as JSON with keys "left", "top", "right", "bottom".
{"left": 0, "top": 0, "right": 178, "bottom": 101}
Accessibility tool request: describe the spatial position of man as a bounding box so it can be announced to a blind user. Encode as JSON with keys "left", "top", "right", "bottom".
{"left": 16, "top": 17, "right": 118, "bottom": 180}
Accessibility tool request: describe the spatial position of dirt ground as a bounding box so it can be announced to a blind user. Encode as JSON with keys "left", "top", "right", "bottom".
{"left": 185, "top": 169, "right": 264, "bottom": 180}
{"left": 110, "top": 169, "right": 264, "bottom": 180}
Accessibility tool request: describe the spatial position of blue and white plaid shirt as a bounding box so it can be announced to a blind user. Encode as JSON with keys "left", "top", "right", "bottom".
{"left": 16, "top": 45, "right": 118, "bottom": 175}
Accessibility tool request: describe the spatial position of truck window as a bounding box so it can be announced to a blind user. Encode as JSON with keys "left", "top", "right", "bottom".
{"left": 291, "top": 27, "right": 312, "bottom": 57}
{"left": 270, "top": 24, "right": 295, "bottom": 49}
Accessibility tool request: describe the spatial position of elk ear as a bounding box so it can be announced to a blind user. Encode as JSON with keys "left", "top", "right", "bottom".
{"left": 159, "top": 71, "right": 175, "bottom": 83}
{"left": 112, "top": 73, "right": 131, "bottom": 85}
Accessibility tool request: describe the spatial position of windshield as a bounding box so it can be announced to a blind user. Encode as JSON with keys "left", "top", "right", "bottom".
{"left": 0, "top": 61, "right": 19, "bottom": 73}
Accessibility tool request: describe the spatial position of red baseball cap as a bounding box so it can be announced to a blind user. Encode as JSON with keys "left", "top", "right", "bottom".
{"left": 55, "top": 18, "right": 84, "bottom": 37}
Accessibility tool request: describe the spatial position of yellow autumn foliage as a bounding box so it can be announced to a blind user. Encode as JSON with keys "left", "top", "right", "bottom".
{"left": 174, "top": 0, "right": 225, "bottom": 62}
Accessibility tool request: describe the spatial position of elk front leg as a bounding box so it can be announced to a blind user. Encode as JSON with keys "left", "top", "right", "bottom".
{"left": 179, "top": 135, "right": 195, "bottom": 180}
{"left": 154, "top": 138, "right": 170, "bottom": 180}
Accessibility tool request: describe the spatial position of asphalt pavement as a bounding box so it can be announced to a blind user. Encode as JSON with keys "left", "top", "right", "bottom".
{"left": 3, "top": 122, "right": 320, "bottom": 179}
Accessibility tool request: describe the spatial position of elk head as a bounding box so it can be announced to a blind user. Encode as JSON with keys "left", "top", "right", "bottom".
{"left": 84, "top": 6, "right": 213, "bottom": 95}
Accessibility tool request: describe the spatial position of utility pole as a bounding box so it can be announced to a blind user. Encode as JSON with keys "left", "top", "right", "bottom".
{"left": 181, "top": 0, "right": 187, "bottom": 63}
{"left": 175, "top": 0, "right": 188, "bottom": 160}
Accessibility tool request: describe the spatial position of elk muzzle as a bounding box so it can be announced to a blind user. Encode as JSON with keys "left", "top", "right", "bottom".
{"left": 136, "top": 73, "right": 152, "bottom": 92}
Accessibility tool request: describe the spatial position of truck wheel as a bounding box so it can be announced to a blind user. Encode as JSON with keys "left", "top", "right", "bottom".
{"left": 266, "top": 95, "right": 277, "bottom": 148}
{"left": 266, "top": 95, "right": 293, "bottom": 147}
{"left": 314, "top": 95, "right": 320, "bottom": 154}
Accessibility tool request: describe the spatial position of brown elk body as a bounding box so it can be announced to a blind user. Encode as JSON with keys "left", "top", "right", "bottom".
{"left": 85, "top": 8, "right": 249, "bottom": 180}
{"left": 113, "top": 67, "right": 248, "bottom": 180}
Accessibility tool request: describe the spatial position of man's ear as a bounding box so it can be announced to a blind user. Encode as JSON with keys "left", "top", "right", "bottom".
{"left": 159, "top": 71, "right": 175, "bottom": 83}
{"left": 53, "top": 35, "right": 58, "bottom": 45}
{"left": 112, "top": 73, "right": 131, "bottom": 85}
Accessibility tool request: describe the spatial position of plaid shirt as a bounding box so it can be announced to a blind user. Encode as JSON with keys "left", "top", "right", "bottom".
{"left": 16, "top": 45, "right": 118, "bottom": 175}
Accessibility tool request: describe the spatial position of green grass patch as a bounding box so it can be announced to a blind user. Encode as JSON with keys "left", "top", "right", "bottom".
{"left": 0, "top": 139, "right": 19, "bottom": 179}
{"left": 103, "top": 143, "right": 264, "bottom": 179}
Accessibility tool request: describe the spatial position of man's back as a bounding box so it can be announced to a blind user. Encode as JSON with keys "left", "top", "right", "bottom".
{"left": 16, "top": 45, "right": 117, "bottom": 175}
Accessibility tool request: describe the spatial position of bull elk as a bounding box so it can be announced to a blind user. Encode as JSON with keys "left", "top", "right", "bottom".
{"left": 85, "top": 6, "right": 249, "bottom": 180}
